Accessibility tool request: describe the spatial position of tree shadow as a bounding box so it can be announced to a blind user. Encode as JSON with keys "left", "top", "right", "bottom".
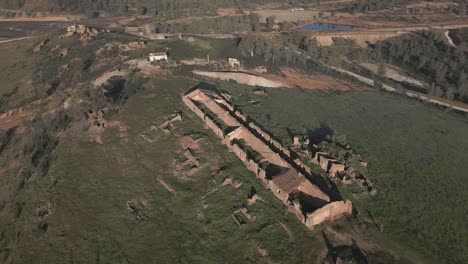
{"left": 306, "top": 121, "right": 334, "bottom": 146}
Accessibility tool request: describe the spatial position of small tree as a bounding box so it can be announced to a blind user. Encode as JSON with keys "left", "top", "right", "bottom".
{"left": 459, "top": 0, "right": 466, "bottom": 16}
{"left": 377, "top": 63, "right": 386, "bottom": 75}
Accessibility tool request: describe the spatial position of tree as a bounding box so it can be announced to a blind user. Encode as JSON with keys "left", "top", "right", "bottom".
{"left": 266, "top": 15, "right": 276, "bottom": 28}
{"left": 459, "top": 0, "right": 466, "bottom": 16}
{"left": 377, "top": 63, "right": 387, "bottom": 75}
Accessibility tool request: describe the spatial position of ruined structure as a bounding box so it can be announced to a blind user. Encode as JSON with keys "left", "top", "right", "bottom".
{"left": 183, "top": 86, "right": 352, "bottom": 230}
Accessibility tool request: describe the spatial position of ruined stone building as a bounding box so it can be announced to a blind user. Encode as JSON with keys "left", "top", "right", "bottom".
{"left": 183, "top": 86, "right": 352, "bottom": 230}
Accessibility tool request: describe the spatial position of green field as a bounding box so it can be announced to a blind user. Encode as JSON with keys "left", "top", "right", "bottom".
{"left": 0, "top": 76, "right": 333, "bottom": 263}
{"left": 2, "top": 27, "right": 466, "bottom": 263}
{"left": 221, "top": 84, "right": 468, "bottom": 264}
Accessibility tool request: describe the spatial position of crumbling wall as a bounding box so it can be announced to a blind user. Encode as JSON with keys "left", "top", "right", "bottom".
{"left": 234, "top": 111, "right": 248, "bottom": 122}
{"left": 182, "top": 94, "right": 205, "bottom": 120}
{"left": 320, "top": 156, "right": 332, "bottom": 172}
{"left": 214, "top": 98, "right": 234, "bottom": 112}
{"left": 231, "top": 143, "right": 248, "bottom": 163}
{"left": 258, "top": 168, "right": 267, "bottom": 183}
{"left": 268, "top": 180, "right": 290, "bottom": 204}
{"left": 197, "top": 93, "right": 240, "bottom": 127}
{"left": 305, "top": 200, "right": 352, "bottom": 229}
{"left": 248, "top": 122, "right": 291, "bottom": 157}
{"left": 204, "top": 116, "right": 224, "bottom": 139}
{"left": 247, "top": 159, "right": 260, "bottom": 174}
{"left": 183, "top": 88, "right": 352, "bottom": 232}
{"left": 227, "top": 126, "right": 289, "bottom": 168}
{"left": 329, "top": 162, "right": 346, "bottom": 177}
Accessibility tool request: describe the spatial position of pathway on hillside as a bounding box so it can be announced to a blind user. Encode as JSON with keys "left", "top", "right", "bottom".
{"left": 292, "top": 45, "right": 468, "bottom": 114}
{"left": 329, "top": 66, "right": 468, "bottom": 114}
{"left": 0, "top": 36, "right": 32, "bottom": 44}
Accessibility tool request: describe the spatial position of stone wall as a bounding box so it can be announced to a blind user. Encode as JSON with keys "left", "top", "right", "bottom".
{"left": 182, "top": 94, "right": 205, "bottom": 120}
{"left": 183, "top": 88, "right": 352, "bottom": 231}
{"left": 248, "top": 122, "right": 291, "bottom": 157}
{"left": 268, "top": 180, "right": 290, "bottom": 204}
{"left": 204, "top": 115, "right": 225, "bottom": 139}
{"left": 227, "top": 126, "right": 290, "bottom": 168}
{"left": 196, "top": 92, "right": 241, "bottom": 127}
{"left": 305, "top": 200, "right": 352, "bottom": 229}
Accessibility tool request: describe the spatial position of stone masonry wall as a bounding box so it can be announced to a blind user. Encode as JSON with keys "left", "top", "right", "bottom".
{"left": 183, "top": 88, "right": 352, "bottom": 231}
{"left": 305, "top": 200, "right": 353, "bottom": 229}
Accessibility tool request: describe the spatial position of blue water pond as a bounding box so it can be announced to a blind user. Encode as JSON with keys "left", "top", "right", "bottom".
{"left": 297, "top": 22, "right": 354, "bottom": 31}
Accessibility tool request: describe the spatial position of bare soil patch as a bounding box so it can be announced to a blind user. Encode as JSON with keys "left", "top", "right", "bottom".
{"left": 265, "top": 69, "right": 363, "bottom": 91}
{"left": 0, "top": 107, "right": 31, "bottom": 131}
{"left": 92, "top": 70, "right": 127, "bottom": 87}
{"left": 360, "top": 63, "right": 426, "bottom": 88}
{"left": 180, "top": 135, "right": 200, "bottom": 151}
{"left": 126, "top": 59, "right": 170, "bottom": 76}
{"left": 156, "top": 177, "right": 176, "bottom": 195}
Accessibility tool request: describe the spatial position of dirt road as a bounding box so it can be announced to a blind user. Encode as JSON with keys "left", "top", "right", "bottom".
{"left": 0, "top": 36, "right": 32, "bottom": 44}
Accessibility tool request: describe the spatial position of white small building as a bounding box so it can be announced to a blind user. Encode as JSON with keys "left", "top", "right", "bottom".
{"left": 228, "top": 58, "right": 240, "bottom": 68}
{"left": 291, "top": 7, "right": 304, "bottom": 11}
{"left": 149, "top": 52, "right": 168, "bottom": 62}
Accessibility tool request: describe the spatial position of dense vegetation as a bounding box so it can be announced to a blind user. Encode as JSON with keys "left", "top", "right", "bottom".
{"left": 0, "top": 33, "right": 346, "bottom": 263}
{"left": 154, "top": 13, "right": 259, "bottom": 34}
{"left": 0, "top": 0, "right": 322, "bottom": 17}
{"left": 369, "top": 31, "right": 468, "bottom": 103}
{"left": 222, "top": 83, "right": 468, "bottom": 264}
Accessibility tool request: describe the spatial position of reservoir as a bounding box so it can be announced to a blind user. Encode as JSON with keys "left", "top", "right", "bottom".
{"left": 297, "top": 22, "right": 354, "bottom": 31}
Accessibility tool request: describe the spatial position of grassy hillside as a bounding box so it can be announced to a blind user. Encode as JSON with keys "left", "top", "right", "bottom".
{"left": 221, "top": 84, "right": 468, "bottom": 264}
{"left": 1, "top": 76, "right": 332, "bottom": 263}
{"left": 0, "top": 31, "right": 334, "bottom": 263}
{"left": 1, "top": 24, "right": 464, "bottom": 263}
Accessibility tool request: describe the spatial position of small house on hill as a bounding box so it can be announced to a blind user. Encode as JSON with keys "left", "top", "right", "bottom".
{"left": 149, "top": 52, "right": 168, "bottom": 62}
{"left": 228, "top": 58, "right": 240, "bottom": 68}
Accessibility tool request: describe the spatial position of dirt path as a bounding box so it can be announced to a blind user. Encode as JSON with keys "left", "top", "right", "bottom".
{"left": 330, "top": 66, "right": 468, "bottom": 113}
{"left": 444, "top": 30, "right": 456, "bottom": 47}
{"left": 264, "top": 68, "right": 364, "bottom": 91}
{"left": 0, "top": 36, "right": 32, "bottom": 44}
{"left": 193, "top": 70, "right": 288, "bottom": 88}
{"left": 156, "top": 177, "right": 176, "bottom": 195}
{"left": 92, "top": 70, "right": 128, "bottom": 87}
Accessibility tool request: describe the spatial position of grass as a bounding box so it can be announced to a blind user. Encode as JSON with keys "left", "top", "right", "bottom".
{"left": 221, "top": 83, "right": 468, "bottom": 264}
{"left": 188, "top": 38, "right": 212, "bottom": 50}
{"left": 0, "top": 37, "right": 38, "bottom": 111}
{"left": 0, "top": 76, "right": 328, "bottom": 263}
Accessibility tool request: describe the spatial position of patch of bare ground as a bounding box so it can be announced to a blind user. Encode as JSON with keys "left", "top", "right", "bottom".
{"left": 320, "top": 225, "right": 428, "bottom": 264}
{"left": 92, "top": 70, "right": 127, "bottom": 87}
{"left": 406, "top": 1, "right": 457, "bottom": 9}
{"left": 156, "top": 177, "right": 176, "bottom": 195}
{"left": 257, "top": 245, "right": 270, "bottom": 263}
{"left": 216, "top": 8, "right": 238, "bottom": 16}
{"left": 264, "top": 68, "right": 364, "bottom": 91}
{"left": 324, "top": 226, "right": 380, "bottom": 254}
{"left": 221, "top": 177, "right": 243, "bottom": 188}
{"left": 246, "top": 194, "right": 264, "bottom": 205}
{"left": 180, "top": 135, "right": 200, "bottom": 151}
{"left": 0, "top": 15, "right": 78, "bottom": 22}
{"left": 0, "top": 107, "right": 31, "bottom": 131}
{"left": 86, "top": 109, "right": 128, "bottom": 144}
{"left": 280, "top": 222, "right": 295, "bottom": 242}
{"left": 126, "top": 59, "right": 170, "bottom": 76}
{"left": 171, "top": 133, "right": 212, "bottom": 178}
{"left": 360, "top": 63, "right": 427, "bottom": 88}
